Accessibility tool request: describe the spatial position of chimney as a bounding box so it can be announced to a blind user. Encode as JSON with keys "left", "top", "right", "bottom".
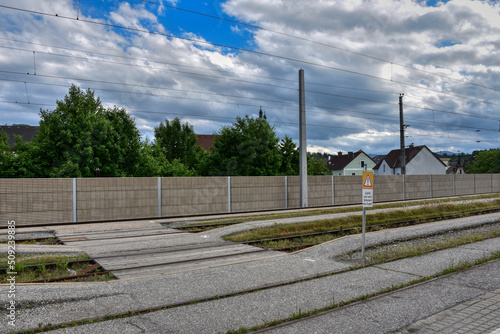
{"left": 348, "top": 151, "right": 353, "bottom": 158}
{"left": 338, "top": 151, "right": 342, "bottom": 156}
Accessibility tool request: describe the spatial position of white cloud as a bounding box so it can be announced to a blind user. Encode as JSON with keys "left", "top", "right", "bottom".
{"left": 0, "top": 0, "right": 499, "bottom": 155}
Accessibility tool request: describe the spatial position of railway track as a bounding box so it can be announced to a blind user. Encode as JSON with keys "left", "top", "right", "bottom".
{"left": 5, "top": 206, "right": 500, "bottom": 282}
{"left": 0, "top": 259, "right": 111, "bottom": 283}
{"left": 237, "top": 208, "right": 500, "bottom": 252}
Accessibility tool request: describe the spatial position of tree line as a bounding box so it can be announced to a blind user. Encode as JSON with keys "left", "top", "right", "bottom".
{"left": 0, "top": 85, "right": 329, "bottom": 178}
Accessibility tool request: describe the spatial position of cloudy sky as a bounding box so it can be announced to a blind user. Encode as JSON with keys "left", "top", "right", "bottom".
{"left": 0, "top": 0, "right": 499, "bottom": 155}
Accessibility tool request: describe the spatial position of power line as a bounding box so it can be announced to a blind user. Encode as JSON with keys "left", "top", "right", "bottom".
{"left": 0, "top": 70, "right": 297, "bottom": 106}
{"left": 0, "top": 44, "right": 298, "bottom": 91}
{"left": 3, "top": 2, "right": 499, "bottom": 108}
{"left": 0, "top": 4, "right": 388, "bottom": 82}
{"left": 2, "top": 74, "right": 498, "bottom": 136}
{"left": 141, "top": 0, "right": 500, "bottom": 94}
{"left": 407, "top": 132, "right": 497, "bottom": 143}
{"left": 0, "top": 37, "right": 402, "bottom": 96}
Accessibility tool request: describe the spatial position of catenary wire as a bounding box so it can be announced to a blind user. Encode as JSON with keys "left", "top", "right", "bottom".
{"left": 2, "top": 3, "right": 499, "bottom": 109}
{"left": 141, "top": 0, "right": 500, "bottom": 94}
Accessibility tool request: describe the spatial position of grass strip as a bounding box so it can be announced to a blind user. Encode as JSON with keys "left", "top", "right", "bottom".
{"left": 0, "top": 238, "right": 59, "bottom": 245}
{"left": 0, "top": 254, "right": 113, "bottom": 284}
{"left": 187, "top": 193, "right": 500, "bottom": 227}
{"left": 224, "top": 199, "right": 500, "bottom": 245}
{"left": 0, "top": 254, "right": 89, "bottom": 269}
{"left": 356, "top": 225, "right": 500, "bottom": 265}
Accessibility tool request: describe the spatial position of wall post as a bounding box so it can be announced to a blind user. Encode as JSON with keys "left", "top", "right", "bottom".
{"left": 158, "top": 177, "right": 162, "bottom": 217}
{"left": 228, "top": 177, "right": 232, "bottom": 213}
{"left": 453, "top": 174, "right": 456, "bottom": 196}
{"left": 285, "top": 176, "right": 288, "bottom": 209}
{"left": 403, "top": 175, "right": 406, "bottom": 200}
{"left": 72, "top": 178, "right": 77, "bottom": 223}
{"left": 430, "top": 174, "right": 433, "bottom": 198}
{"left": 332, "top": 175, "right": 335, "bottom": 206}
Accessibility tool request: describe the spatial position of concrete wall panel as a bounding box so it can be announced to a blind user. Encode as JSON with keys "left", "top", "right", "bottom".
{"left": 475, "top": 174, "right": 493, "bottom": 194}
{"left": 232, "top": 176, "right": 285, "bottom": 212}
{"left": 455, "top": 175, "right": 475, "bottom": 196}
{"left": 431, "top": 175, "right": 454, "bottom": 198}
{"left": 162, "top": 177, "right": 227, "bottom": 216}
{"left": 374, "top": 175, "right": 404, "bottom": 202}
{"left": 77, "top": 178, "right": 157, "bottom": 222}
{"left": 334, "top": 175, "right": 362, "bottom": 206}
{"left": 405, "top": 175, "right": 432, "bottom": 200}
{"left": 2, "top": 174, "right": 500, "bottom": 226}
{"left": 0, "top": 178, "right": 72, "bottom": 227}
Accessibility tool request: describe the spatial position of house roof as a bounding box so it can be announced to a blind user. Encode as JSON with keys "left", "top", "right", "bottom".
{"left": 0, "top": 125, "right": 39, "bottom": 147}
{"left": 196, "top": 134, "right": 216, "bottom": 152}
{"left": 373, "top": 145, "right": 447, "bottom": 170}
{"left": 372, "top": 155, "right": 386, "bottom": 164}
{"left": 446, "top": 161, "right": 466, "bottom": 174}
{"left": 327, "top": 150, "right": 374, "bottom": 171}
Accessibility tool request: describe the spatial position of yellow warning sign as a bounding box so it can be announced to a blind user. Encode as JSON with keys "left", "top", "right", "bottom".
{"left": 362, "top": 171, "right": 374, "bottom": 189}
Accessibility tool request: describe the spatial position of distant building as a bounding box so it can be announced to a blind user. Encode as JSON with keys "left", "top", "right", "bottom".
{"left": 373, "top": 145, "right": 446, "bottom": 175}
{"left": 196, "top": 135, "right": 216, "bottom": 152}
{"left": 0, "top": 125, "right": 39, "bottom": 147}
{"left": 327, "top": 150, "right": 376, "bottom": 176}
{"left": 372, "top": 155, "right": 386, "bottom": 165}
{"left": 446, "top": 154, "right": 466, "bottom": 175}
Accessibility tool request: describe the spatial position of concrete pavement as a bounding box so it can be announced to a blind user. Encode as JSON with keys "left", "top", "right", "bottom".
{"left": 1, "top": 210, "right": 499, "bottom": 333}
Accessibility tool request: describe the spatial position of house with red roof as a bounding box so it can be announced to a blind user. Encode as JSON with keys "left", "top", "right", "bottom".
{"left": 373, "top": 145, "right": 446, "bottom": 175}
{"left": 327, "top": 150, "right": 376, "bottom": 175}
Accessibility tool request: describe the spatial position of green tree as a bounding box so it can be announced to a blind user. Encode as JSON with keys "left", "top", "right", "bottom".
{"left": 307, "top": 154, "right": 330, "bottom": 175}
{"left": 467, "top": 148, "right": 500, "bottom": 173}
{"left": 278, "top": 135, "right": 299, "bottom": 175}
{"left": 154, "top": 117, "right": 204, "bottom": 171}
{"left": 10, "top": 136, "right": 41, "bottom": 178}
{"left": 205, "top": 115, "right": 281, "bottom": 176}
{"left": 34, "top": 85, "right": 143, "bottom": 177}
{"left": 0, "top": 130, "right": 14, "bottom": 177}
{"left": 136, "top": 139, "right": 195, "bottom": 177}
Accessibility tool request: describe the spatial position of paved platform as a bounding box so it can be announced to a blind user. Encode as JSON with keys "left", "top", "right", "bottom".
{"left": 396, "top": 288, "right": 500, "bottom": 334}
{"left": 0, "top": 210, "right": 499, "bottom": 333}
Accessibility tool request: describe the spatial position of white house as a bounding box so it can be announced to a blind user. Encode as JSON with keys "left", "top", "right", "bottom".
{"left": 327, "top": 150, "right": 376, "bottom": 175}
{"left": 373, "top": 145, "right": 446, "bottom": 175}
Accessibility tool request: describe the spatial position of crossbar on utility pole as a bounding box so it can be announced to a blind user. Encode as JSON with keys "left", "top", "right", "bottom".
{"left": 399, "top": 94, "right": 406, "bottom": 175}
{"left": 299, "top": 69, "right": 308, "bottom": 208}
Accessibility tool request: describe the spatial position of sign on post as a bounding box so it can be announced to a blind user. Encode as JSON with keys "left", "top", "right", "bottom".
{"left": 361, "top": 171, "right": 374, "bottom": 258}
{"left": 362, "top": 171, "right": 374, "bottom": 208}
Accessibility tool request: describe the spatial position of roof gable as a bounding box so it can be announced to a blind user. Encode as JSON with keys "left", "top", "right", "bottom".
{"left": 327, "top": 150, "right": 374, "bottom": 171}
{"left": 374, "top": 145, "right": 446, "bottom": 170}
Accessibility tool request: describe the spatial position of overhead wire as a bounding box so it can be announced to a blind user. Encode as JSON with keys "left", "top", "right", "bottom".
{"left": 1, "top": 71, "right": 498, "bottom": 127}
{"left": 1, "top": 3, "right": 499, "bottom": 109}
{"left": 141, "top": 0, "right": 500, "bottom": 94}
{"left": 0, "top": 44, "right": 495, "bottom": 121}
{"left": 0, "top": 3, "right": 497, "bottom": 148}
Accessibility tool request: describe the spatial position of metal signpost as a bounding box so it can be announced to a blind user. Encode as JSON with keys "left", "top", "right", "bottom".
{"left": 361, "top": 171, "right": 374, "bottom": 258}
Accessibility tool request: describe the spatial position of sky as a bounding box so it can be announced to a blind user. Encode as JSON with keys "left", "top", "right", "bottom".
{"left": 0, "top": 0, "right": 499, "bottom": 156}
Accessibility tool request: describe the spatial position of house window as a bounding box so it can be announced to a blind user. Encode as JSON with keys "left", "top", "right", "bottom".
{"left": 352, "top": 173, "right": 356, "bottom": 175}
{"left": 383, "top": 165, "right": 386, "bottom": 173}
{"left": 361, "top": 161, "right": 365, "bottom": 168}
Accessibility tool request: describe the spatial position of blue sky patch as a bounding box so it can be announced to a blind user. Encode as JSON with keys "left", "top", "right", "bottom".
{"left": 436, "top": 40, "right": 460, "bottom": 48}
{"left": 426, "top": 0, "right": 451, "bottom": 7}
